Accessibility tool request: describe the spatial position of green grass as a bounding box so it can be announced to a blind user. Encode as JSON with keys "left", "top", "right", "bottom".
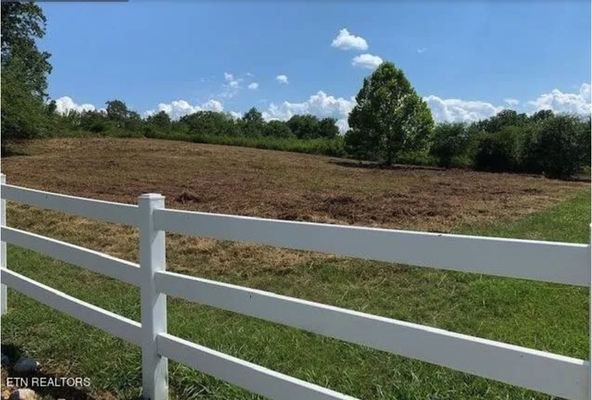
{"left": 141, "top": 131, "right": 347, "bottom": 158}
{"left": 53, "top": 128, "right": 348, "bottom": 157}
{"left": 2, "top": 191, "right": 590, "bottom": 399}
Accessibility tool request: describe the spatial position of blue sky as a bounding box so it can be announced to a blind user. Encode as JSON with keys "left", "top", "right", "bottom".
{"left": 42, "top": 0, "right": 591, "bottom": 131}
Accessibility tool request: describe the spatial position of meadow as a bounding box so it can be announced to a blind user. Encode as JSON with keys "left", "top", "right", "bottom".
{"left": 1, "top": 137, "right": 590, "bottom": 400}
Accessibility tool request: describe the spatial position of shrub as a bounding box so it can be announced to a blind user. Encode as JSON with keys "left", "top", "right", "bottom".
{"left": 474, "top": 125, "right": 525, "bottom": 173}
{"left": 430, "top": 122, "right": 471, "bottom": 168}
{"left": 522, "top": 114, "right": 589, "bottom": 179}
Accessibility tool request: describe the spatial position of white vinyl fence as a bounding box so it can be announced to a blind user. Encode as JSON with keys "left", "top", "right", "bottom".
{"left": 0, "top": 173, "right": 590, "bottom": 400}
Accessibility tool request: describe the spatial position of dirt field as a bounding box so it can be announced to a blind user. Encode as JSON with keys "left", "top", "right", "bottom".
{"left": 3, "top": 137, "right": 587, "bottom": 280}
{"left": 2, "top": 138, "right": 587, "bottom": 232}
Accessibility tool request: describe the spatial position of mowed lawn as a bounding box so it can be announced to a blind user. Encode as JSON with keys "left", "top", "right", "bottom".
{"left": 1, "top": 138, "right": 590, "bottom": 400}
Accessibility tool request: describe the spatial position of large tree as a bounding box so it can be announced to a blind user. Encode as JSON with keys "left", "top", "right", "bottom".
{"left": 1, "top": 1, "right": 52, "bottom": 145}
{"left": 106, "top": 100, "right": 130, "bottom": 128}
{"left": 345, "top": 62, "right": 434, "bottom": 166}
{"left": 147, "top": 111, "right": 172, "bottom": 131}
{"left": 241, "top": 107, "right": 265, "bottom": 137}
{"left": 2, "top": 2, "right": 52, "bottom": 97}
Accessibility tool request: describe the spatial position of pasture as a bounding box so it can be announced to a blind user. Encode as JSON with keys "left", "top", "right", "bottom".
{"left": 1, "top": 138, "right": 590, "bottom": 399}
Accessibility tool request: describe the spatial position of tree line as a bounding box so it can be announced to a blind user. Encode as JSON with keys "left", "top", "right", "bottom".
{"left": 2, "top": 2, "right": 590, "bottom": 180}
{"left": 53, "top": 101, "right": 340, "bottom": 141}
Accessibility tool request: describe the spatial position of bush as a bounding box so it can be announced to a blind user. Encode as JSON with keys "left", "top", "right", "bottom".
{"left": 89, "top": 122, "right": 109, "bottom": 134}
{"left": 522, "top": 114, "right": 589, "bottom": 179}
{"left": 430, "top": 122, "right": 471, "bottom": 168}
{"left": 474, "top": 125, "right": 525, "bottom": 173}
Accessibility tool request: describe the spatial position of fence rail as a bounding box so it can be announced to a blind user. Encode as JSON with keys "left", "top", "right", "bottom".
{"left": 0, "top": 175, "right": 590, "bottom": 400}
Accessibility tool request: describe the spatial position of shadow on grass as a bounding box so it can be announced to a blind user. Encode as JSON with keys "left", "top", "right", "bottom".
{"left": 0, "top": 147, "right": 28, "bottom": 158}
{"left": 327, "top": 158, "right": 446, "bottom": 172}
{"left": 329, "top": 158, "right": 591, "bottom": 182}
{"left": 1, "top": 343, "right": 142, "bottom": 400}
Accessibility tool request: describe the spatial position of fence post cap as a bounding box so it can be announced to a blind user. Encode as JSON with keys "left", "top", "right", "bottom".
{"left": 139, "top": 193, "right": 165, "bottom": 200}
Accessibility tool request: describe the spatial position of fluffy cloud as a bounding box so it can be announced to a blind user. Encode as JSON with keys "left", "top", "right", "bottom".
{"left": 276, "top": 75, "right": 289, "bottom": 84}
{"left": 352, "top": 53, "right": 383, "bottom": 69}
{"left": 527, "top": 83, "right": 591, "bottom": 115}
{"left": 424, "top": 83, "right": 591, "bottom": 123}
{"left": 147, "top": 99, "right": 224, "bottom": 120}
{"left": 423, "top": 96, "right": 504, "bottom": 123}
{"left": 248, "top": 82, "right": 259, "bottom": 90}
{"left": 331, "top": 28, "right": 369, "bottom": 51}
{"left": 53, "top": 96, "right": 96, "bottom": 114}
{"left": 261, "top": 90, "right": 355, "bottom": 133}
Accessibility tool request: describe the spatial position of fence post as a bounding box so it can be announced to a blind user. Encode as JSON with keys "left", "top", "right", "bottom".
{"left": 139, "top": 193, "right": 168, "bottom": 400}
{"left": 1, "top": 174, "right": 6, "bottom": 315}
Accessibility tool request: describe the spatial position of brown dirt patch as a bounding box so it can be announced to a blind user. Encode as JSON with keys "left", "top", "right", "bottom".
{"left": 2, "top": 138, "right": 586, "bottom": 232}
{"left": 1, "top": 137, "right": 588, "bottom": 278}
{"left": 2, "top": 138, "right": 588, "bottom": 276}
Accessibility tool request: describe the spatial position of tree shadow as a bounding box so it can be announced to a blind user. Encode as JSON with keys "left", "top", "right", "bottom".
{"left": 1, "top": 343, "right": 142, "bottom": 400}
{"left": 1, "top": 146, "right": 27, "bottom": 158}
{"left": 328, "top": 158, "right": 446, "bottom": 172}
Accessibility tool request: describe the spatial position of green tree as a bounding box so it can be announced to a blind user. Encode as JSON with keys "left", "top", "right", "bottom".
{"left": 1, "top": 1, "right": 52, "bottom": 146}
{"left": 287, "top": 115, "right": 320, "bottom": 139}
{"left": 125, "top": 111, "right": 143, "bottom": 132}
{"left": 242, "top": 107, "right": 264, "bottom": 124}
{"left": 147, "top": 111, "right": 172, "bottom": 131}
{"left": 529, "top": 109, "right": 555, "bottom": 123}
{"left": 241, "top": 107, "right": 265, "bottom": 137}
{"left": 180, "top": 111, "right": 238, "bottom": 136}
{"left": 474, "top": 125, "right": 525, "bottom": 173}
{"left": 1, "top": 58, "right": 47, "bottom": 142}
{"left": 46, "top": 100, "right": 57, "bottom": 116}
{"left": 343, "top": 128, "right": 377, "bottom": 161}
{"left": 317, "top": 118, "right": 339, "bottom": 139}
{"left": 80, "top": 110, "right": 110, "bottom": 133}
{"left": 430, "top": 122, "right": 471, "bottom": 168}
{"left": 523, "top": 114, "right": 588, "bottom": 179}
{"left": 1, "top": 2, "right": 52, "bottom": 98}
{"left": 263, "top": 120, "right": 294, "bottom": 138}
{"left": 105, "top": 100, "right": 130, "bottom": 128}
{"left": 475, "top": 109, "right": 528, "bottom": 134}
{"left": 345, "top": 62, "right": 434, "bottom": 166}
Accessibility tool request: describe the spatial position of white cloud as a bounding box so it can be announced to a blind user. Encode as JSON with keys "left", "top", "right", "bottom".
{"left": 352, "top": 53, "right": 383, "bottom": 69}
{"left": 276, "top": 75, "right": 289, "bottom": 84}
{"left": 248, "top": 82, "right": 259, "bottom": 90}
{"left": 417, "top": 48, "right": 426, "bottom": 54}
{"left": 424, "top": 83, "right": 591, "bottom": 123}
{"left": 424, "top": 96, "right": 504, "bottom": 123}
{"left": 331, "top": 28, "right": 369, "bottom": 51}
{"left": 53, "top": 96, "right": 96, "bottom": 114}
{"left": 220, "top": 72, "right": 244, "bottom": 98}
{"left": 504, "top": 98, "right": 519, "bottom": 106}
{"left": 261, "top": 90, "right": 355, "bottom": 133}
{"left": 527, "top": 83, "right": 591, "bottom": 115}
{"left": 147, "top": 99, "right": 224, "bottom": 120}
